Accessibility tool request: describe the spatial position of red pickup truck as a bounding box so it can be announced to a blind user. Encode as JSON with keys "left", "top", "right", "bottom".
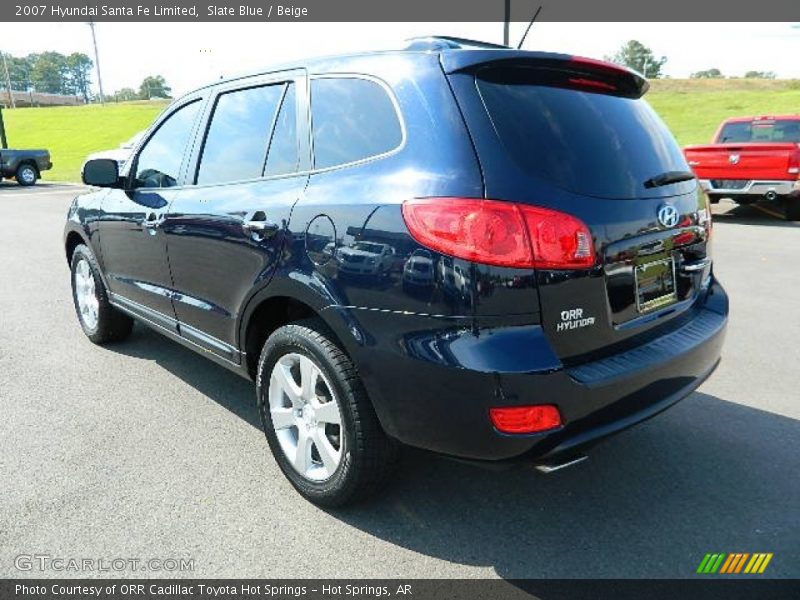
{"left": 684, "top": 115, "right": 800, "bottom": 220}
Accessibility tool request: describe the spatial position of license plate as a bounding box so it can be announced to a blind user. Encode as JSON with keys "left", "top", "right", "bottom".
{"left": 710, "top": 179, "right": 749, "bottom": 190}
{"left": 635, "top": 257, "right": 677, "bottom": 313}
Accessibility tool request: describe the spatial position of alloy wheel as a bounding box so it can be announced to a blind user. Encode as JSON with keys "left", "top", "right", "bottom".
{"left": 74, "top": 259, "right": 99, "bottom": 330}
{"left": 268, "top": 352, "right": 344, "bottom": 481}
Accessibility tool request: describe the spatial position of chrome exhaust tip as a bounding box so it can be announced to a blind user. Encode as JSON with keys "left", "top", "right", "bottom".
{"left": 765, "top": 190, "right": 778, "bottom": 201}
{"left": 534, "top": 455, "right": 588, "bottom": 474}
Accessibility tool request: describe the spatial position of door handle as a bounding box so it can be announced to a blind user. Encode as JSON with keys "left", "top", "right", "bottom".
{"left": 242, "top": 211, "right": 279, "bottom": 237}
{"left": 142, "top": 213, "right": 163, "bottom": 229}
{"left": 243, "top": 220, "right": 279, "bottom": 233}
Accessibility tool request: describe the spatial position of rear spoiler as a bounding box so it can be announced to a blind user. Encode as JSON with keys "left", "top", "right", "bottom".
{"left": 440, "top": 50, "right": 649, "bottom": 99}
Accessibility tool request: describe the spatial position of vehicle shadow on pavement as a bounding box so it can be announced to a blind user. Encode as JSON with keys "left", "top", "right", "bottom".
{"left": 108, "top": 323, "right": 261, "bottom": 428}
{"left": 713, "top": 202, "right": 799, "bottom": 228}
{"left": 107, "top": 326, "right": 799, "bottom": 579}
{"left": 331, "top": 393, "right": 799, "bottom": 579}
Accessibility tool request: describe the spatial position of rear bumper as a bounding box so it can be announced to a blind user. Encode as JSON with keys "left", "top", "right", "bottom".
{"left": 699, "top": 178, "right": 799, "bottom": 198}
{"left": 328, "top": 278, "right": 728, "bottom": 461}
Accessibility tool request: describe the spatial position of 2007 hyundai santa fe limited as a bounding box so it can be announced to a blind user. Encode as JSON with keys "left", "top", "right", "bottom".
{"left": 66, "top": 37, "right": 728, "bottom": 506}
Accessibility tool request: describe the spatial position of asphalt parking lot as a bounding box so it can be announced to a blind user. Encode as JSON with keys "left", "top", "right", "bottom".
{"left": 1, "top": 182, "right": 798, "bottom": 579}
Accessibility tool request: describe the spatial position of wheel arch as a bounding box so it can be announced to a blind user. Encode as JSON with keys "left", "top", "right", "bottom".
{"left": 17, "top": 160, "right": 40, "bottom": 177}
{"left": 239, "top": 275, "right": 356, "bottom": 381}
{"left": 65, "top": 230, "right": 87, "bottom": 264}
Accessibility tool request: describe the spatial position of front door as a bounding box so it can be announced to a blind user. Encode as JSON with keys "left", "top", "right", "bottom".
{"left": 163, "top": 71, "right": 309, "bottom": 361}
{"left": 98, "top": 98, "right": 205, "bottom": 328}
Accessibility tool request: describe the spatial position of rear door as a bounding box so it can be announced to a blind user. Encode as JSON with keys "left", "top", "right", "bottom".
{"left": 163, "top": 70, "right": 308, "bottom": 362}
{"left": 448, "top": 58, "right": 712, "bottom": 361}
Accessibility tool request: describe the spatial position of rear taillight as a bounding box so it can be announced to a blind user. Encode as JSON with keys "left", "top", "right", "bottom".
{"left": 699, "top": 190, "right": 713, "bottom": 240}
{"left": 789, "top": 145, "right": 800, "bottom": 178}
{"left": 489, "top": 405, "right": 562, "bottom": 434}
{"left": 401, "top": 198, "right": 595, "bottom": 270}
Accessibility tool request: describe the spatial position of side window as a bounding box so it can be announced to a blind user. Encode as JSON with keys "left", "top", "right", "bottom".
{"left": 134, "top": 100, "right": 201, "bottom": 189}
{"left": 310, "top": 77, "right": 402, "bottom": 170}
{"left": 264, "top": 83, "right": 298, "bottom": 177}
{"left": 197, "top": 84, "right": 285, "bottom": 185}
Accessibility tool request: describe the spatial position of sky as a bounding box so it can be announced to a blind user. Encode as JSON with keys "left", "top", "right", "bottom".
{"left": 0, "top": 22, "right": 798, "bottom": 97}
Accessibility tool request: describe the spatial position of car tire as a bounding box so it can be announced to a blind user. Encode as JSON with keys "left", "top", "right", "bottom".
{"left": 70, "top": 244, "right": 134, "bottom": 344}
{"left": 16, "top": 163, "right": 38, "bottom": 186}
{"left": 256, "top": 318, "right": 398, "bottom": 507}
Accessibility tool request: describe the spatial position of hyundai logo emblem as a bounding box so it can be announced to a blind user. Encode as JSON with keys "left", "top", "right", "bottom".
{"left": 657, "top": 204, "right": 680, "bottom": 228}
{"left": 729, "top": 154, "right": 740, "bottom": 165}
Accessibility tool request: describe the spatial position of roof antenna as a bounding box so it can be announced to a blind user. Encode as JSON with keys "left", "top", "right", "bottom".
{"left": 517, "top": 5, "right": 542, "bottom": 49}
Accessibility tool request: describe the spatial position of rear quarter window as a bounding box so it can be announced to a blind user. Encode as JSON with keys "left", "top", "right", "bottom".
{"left": 310, "top": 77, "right": 403, "bottom": 170}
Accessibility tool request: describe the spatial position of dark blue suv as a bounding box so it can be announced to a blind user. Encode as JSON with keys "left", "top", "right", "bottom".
{"left": 68, "top": 38, "right": 728, "bottom": 506}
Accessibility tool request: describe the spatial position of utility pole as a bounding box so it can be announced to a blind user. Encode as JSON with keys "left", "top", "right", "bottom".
{"left": 0, "top": 106, "right": 8, "bottom": 148}
{"left": 1, "top": 51, "right": 15, "bottom": 109}
{"left": 88, "top": 20, "right": 105, "bottom": 105}
{"left": 503, "top": 0, "right": 511, "bottom": 46}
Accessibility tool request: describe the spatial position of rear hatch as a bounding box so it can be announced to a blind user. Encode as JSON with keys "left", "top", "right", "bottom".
{"left": 685, "top": 143, "right": 799, "bottom": 182}
{"left": 444, "top": 51, "right": 712, "bottom": 361}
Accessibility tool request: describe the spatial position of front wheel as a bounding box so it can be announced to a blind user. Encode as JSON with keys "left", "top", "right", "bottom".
{"left": 256, "top": 319, "right": 398, "bottom": 506}
{"left": 16, "top": 164, "right": 37, "bottom": 186}
{"left": 70, "top": 244, "right": 134, "bottom": 344}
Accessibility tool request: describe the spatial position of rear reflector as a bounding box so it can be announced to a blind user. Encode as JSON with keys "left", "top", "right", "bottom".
{"left": 489, "top": 405, "right": 562, "bottom": 434}
{"left": 401, "top": 198, "right": 595, "bottom": 270}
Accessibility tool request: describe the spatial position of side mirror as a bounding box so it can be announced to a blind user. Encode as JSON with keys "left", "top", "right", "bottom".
{"left": 82, "top": 158, "right": 120, "bottom": 187}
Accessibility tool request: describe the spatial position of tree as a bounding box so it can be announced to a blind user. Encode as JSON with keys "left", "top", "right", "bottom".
{"left": 608, "top": 40, "right": 667, "bottom": 78}
{"left": 138, "top": 75, "right": 171, "bottom": 99}
{"left": 691, "top": 68, "right": 724, "bottom": 79}
{"left": 30, "top": 51, "right": 69, "bottom": 94}
{"left": 65, "top": 53, "right": 93, "bottom": 101}
{"left": 6, "top": 55, "right": 34, "bottom": 90}
{"left": 112, "top": 87, "right": 139, "bottom": 102}
{"left": 744, "top": 70, "right": 776, "bottom": 79}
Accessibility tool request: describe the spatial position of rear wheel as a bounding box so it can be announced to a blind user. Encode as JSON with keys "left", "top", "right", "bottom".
{"left": 70, "top": 244, "right": 134, "bottom": 344}
{"left": 16, "top": 164, "right": 37, "bottom": 186}
{"left": 256, "top": 319, "right": 398, "bottom": 506}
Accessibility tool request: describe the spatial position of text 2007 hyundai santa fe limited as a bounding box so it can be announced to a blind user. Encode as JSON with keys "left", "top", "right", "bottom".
{"left": 65, "top": 38, "right": 728, "bottom": 506}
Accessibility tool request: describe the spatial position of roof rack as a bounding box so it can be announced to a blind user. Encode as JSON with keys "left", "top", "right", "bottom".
{"left": 404, "top": 36, "right": 510, "bottom": 51}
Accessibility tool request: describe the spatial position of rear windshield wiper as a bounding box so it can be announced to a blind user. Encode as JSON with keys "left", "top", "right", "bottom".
{"left": 644, "top": 170, "right": 696, "bottom": 189}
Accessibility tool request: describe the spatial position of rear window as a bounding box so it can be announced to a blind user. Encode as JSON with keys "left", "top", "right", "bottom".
{"left": 718, "top": 119, "right": 800, "bottom": 143}
{"left": 476, "top": 68, "right": 690, "bottom": 199}
{"left": 197, "top": 84, "right": 284, "bottom": 185}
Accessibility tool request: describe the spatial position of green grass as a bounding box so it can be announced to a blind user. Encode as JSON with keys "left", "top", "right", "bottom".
{"left": 2, "top": 100, "right": 168, "bottom": 182}
{"left": 647, "top": 79, "right": 800, "bottom": 146}
{"left": 2, "top": 80, "right": 799, "bottom": 182}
